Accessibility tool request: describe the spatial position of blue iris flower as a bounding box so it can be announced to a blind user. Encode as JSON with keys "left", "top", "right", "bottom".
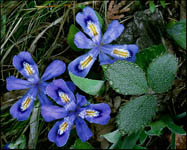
{"left": 6, "top": 51, "right": 73, "bottom": 121}
{"left": 41, "top": 79, "right": 111, "bottom": 147}
{"left": 68, "top": 7, "right": 139, "bottom": 77}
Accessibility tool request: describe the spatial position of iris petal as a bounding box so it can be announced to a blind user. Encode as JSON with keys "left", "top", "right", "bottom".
{"left": 76, "top": 7, "right": 101, "bottom": 44}
{"left": 68, "top": 47, "right": 99, "bottom": 77}
{"left": 41, "top": 105, "right": 67, "bottom": 122}
{"left": 74, "top": 32, "right": 95, "bottom": 49}
{"left": 12, "top": 51, "right": 39, "bottom": 82}
{"left": 6, "top": 76, "right": 31, "bottom": 91}
{"left": 10, "top": 87, "right": 37, "bottom": 121}
{"left": 101, "top": 44, "right": 139, "bottom": 62}
{"left": 66, "top": 81, "right": 76, "bottom": 93}
{"left": 41, "top": 60, "right": 66, "bottom": 81}
{"left": 76, "top": 93, "right": 88, "bottom": 107}
{"left": 101, "top": 20, "right": 124, "bottom": 44}
{"left": 98, "top": 52, "right": 117, "bottom": 65}
{"left": 75, "top": 117, "right": 93, "bottom": 142}
{"left": 79, "top": 103, "right": 111, "bottom": 125}
{"left": 46, "top": 79, "right": 76, "bottom": 111}
{"left": 48, "top": 115, "right": 75, "bottom": 147}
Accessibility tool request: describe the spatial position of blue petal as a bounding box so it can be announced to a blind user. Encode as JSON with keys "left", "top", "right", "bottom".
{"left": 41, "top": 105, "right": 67, "bottom": 122}
{"left": 101, "top": 44, "right": 139, "bottom": 62}
{"left": 79, "top": 103, "right": 111, "bottom": 125}
{"left": 76, "top": 93, "right": 88, "bottom": 107}
{"left": 13, "top": 51, "right": 39, "bottom": 82}
{"left": 10, "top": 87, "right": 37, "bottom": 121}
{"left": 98, "top": 52, "right": 117, "bottom": 65}
{"left": 76, "top": 7, "right": 101, "bottom": 44}
{"left": 66, "top": 81, "right": 76, "bottom": 93}
{"left": 75, "top": 117, "right": 93, "bottom": 142}
{"left": 6, "top": 76, "right": 31, "bottom": 91}
{"left": 46, "top": 79, "right": 76, "bottom": 111}
{"left": 48, "top": 115, "right": 75, "bottom": 147}
{"left": 41, "top": 60, "right": 66, "bottom": 81}
{"left": 68, "top": 47, "right": 99, "bottom": 77}
{"left": 74, "top": 32, "right": 95, "bottom": 49}
{"left": 101, "top": 20, "right": 124, "bottom": 44}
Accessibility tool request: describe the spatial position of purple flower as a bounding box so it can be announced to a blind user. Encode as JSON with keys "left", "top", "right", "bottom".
{"left": 41, "top": 79, "right": 111, "bottom": 147}
{"left": 68, "top": 7, "right": 139, "bottom": 77}
{"left": 6, "top": 51, "right": 69, "bottom": 121}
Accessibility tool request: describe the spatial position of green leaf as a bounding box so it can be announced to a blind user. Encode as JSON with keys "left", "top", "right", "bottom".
{"left": 117, "top": 95, "right": 157, "bottom": 134}
{"left": 134, "top": 145, "right": 146, "bottom": 149}
{"left": 170, "top": 133, "right": 176, "bottom": 149}
{"left": 139, "top": 131, "right": 148, "bottom": 145}
{"left": 149, "top": 1, "right": 156, "bottom": 13}
{"left": 147, "top": 53, "right": 178, "bottom": 93}
{"left": 104, "top": 61, "right": 149, "bottom": 95}
{"left": 121, "top": 131, "right": 142, "bottom": 149}
{"left": 136, "top": 44, "right": 166, "bottom": 72}
{"left": 163, "top": 115, "right": 186, "bottom": 135}
{"left": 160, "top": 0, "right": 166, "bottom": 8}
{"left": 102, "top": 130, "right": 121, "bottom": 144}
{"left": 70, "top": 139, "right": 93, "bottom": 149}
{"left": 67, "top": 24, "right": 82, "bottom": 51}
{"left": 95, "top": 11, "right": 104, "bottom": 30}
{"left": 166, "top": 19, "right": 186, "bottom": 50}
{"left": 145, "top": 118, "right": 167, "bottom": 136}
{"left": 69, "top": 72, "right": 105, "bottom": 96}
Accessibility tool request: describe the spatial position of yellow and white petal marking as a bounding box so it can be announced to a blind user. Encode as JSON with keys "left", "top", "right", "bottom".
{"left": 79, "top": 109, "right": 99, "bottom": 119}
{"left": 59, "top": 92, "right": 70, "bottom": 103}
{"left": 87, "top": 21, "right": 99, "bottom": 37}
{"left": 112, "top": 48, "right": 130, "bottom": 58}
{"left": 80, "top": 55, "right": 93, "bottom": 70}
{"left": 23, "top": 62, "right": 34, "bottom": 75}
{"left": 20, "top": 96, "right": 32, "bottom": 111}
{"left": 58, "top": 122, "right": 69, "bottom": 135}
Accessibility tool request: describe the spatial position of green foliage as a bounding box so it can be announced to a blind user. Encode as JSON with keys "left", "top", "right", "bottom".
{"left": 117, "top": 95, "right": 157, "bottom": 134}
{"left": 139, "top": 131, "right": 147, "bottom": 145}
{"left": 160, "top": 0, "right": 166, "bottom": 8}
{"left": 104, "top": 61, "right": 149, "bottom": 95}
{"left": 147, "top": 53, "right": 178, "bottom": 93}
{"left": 136, "top": 44, "right": 166, "bottom": 71}
{"left": 69, "top": 72, "right": 105, "bottom": 96}
{"left": 70, "top": 139, "right": 93, "bottom": 149}
{"left": 146, "top": 115, "right": 186, "bottom": 136}
{"left": 166, "top": 19, "right": 186, "bottom": 50}
{"left": 67, "top": 24, "right": 82, "bottom": 51}
{"left": 149, "top": 1, "right": 156, "bottom": 13}
{"left": 102, "top": 129, "right": 121, "bottom": 144}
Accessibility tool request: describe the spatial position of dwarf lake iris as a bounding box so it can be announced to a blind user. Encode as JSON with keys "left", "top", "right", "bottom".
{"left": 6, "top": 51, "right": 67, "bottom": 121}
{"left": 41, "top": 79, "right": 111, "bottom": 147}
{"left": 68, "top": 7, "right": 139, "bottom": 77}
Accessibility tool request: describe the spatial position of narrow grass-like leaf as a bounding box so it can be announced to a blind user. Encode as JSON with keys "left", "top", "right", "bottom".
{"left": 117, "top": 95, "right": 157, "bottom": 134}
{"left": 104, "top": 61, "right": 149, "bottom": 95}
{"left": 69, "top": 72, "right": 105, "bottom": 96}
{"left": 147, "top": 53, "right": 178, "bottom": 93}
{"left": 166, "top": 19, "right": 186, "bottom": 50}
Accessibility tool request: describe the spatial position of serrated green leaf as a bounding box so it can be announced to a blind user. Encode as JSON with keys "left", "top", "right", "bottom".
{"left": 67, "top": 24, "right": 83, "bottom": 52}
{"left": 166, "top": 19, "right": 186, "bottom": 50}
{"left": 105, "top": 61, "right": 149, "bottom": 95}
{"left": 69, "top": 72, "right": 105, "bottom": 96}
{"left": 102, "top": 130, "right": 121, "bottom": 144}
{"left": 117, "top": 95, "right": 157, "bottom": 134}
{"left": 70, "top": 139, "right": 93, "bottom": 149}
{"left": 147, "top": 53, "right": 178, "bottom": 93}
{"left": 136, "top": 44, "right": 166, "bottom": 71}
{"left": 149, "top": 1, "right": 156, "bottom": 13}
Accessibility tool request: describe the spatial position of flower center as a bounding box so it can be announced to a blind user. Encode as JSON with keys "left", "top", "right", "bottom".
{"left": 112, "top": 49, "right": 130, "bottom": 58}
{"left": 80, "top": 55, "right": 93, "bottom": 70}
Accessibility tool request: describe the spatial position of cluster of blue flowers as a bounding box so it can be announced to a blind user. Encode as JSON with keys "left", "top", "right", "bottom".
{"left": 6, "top": 7, "right": 138, "bottom": 147}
